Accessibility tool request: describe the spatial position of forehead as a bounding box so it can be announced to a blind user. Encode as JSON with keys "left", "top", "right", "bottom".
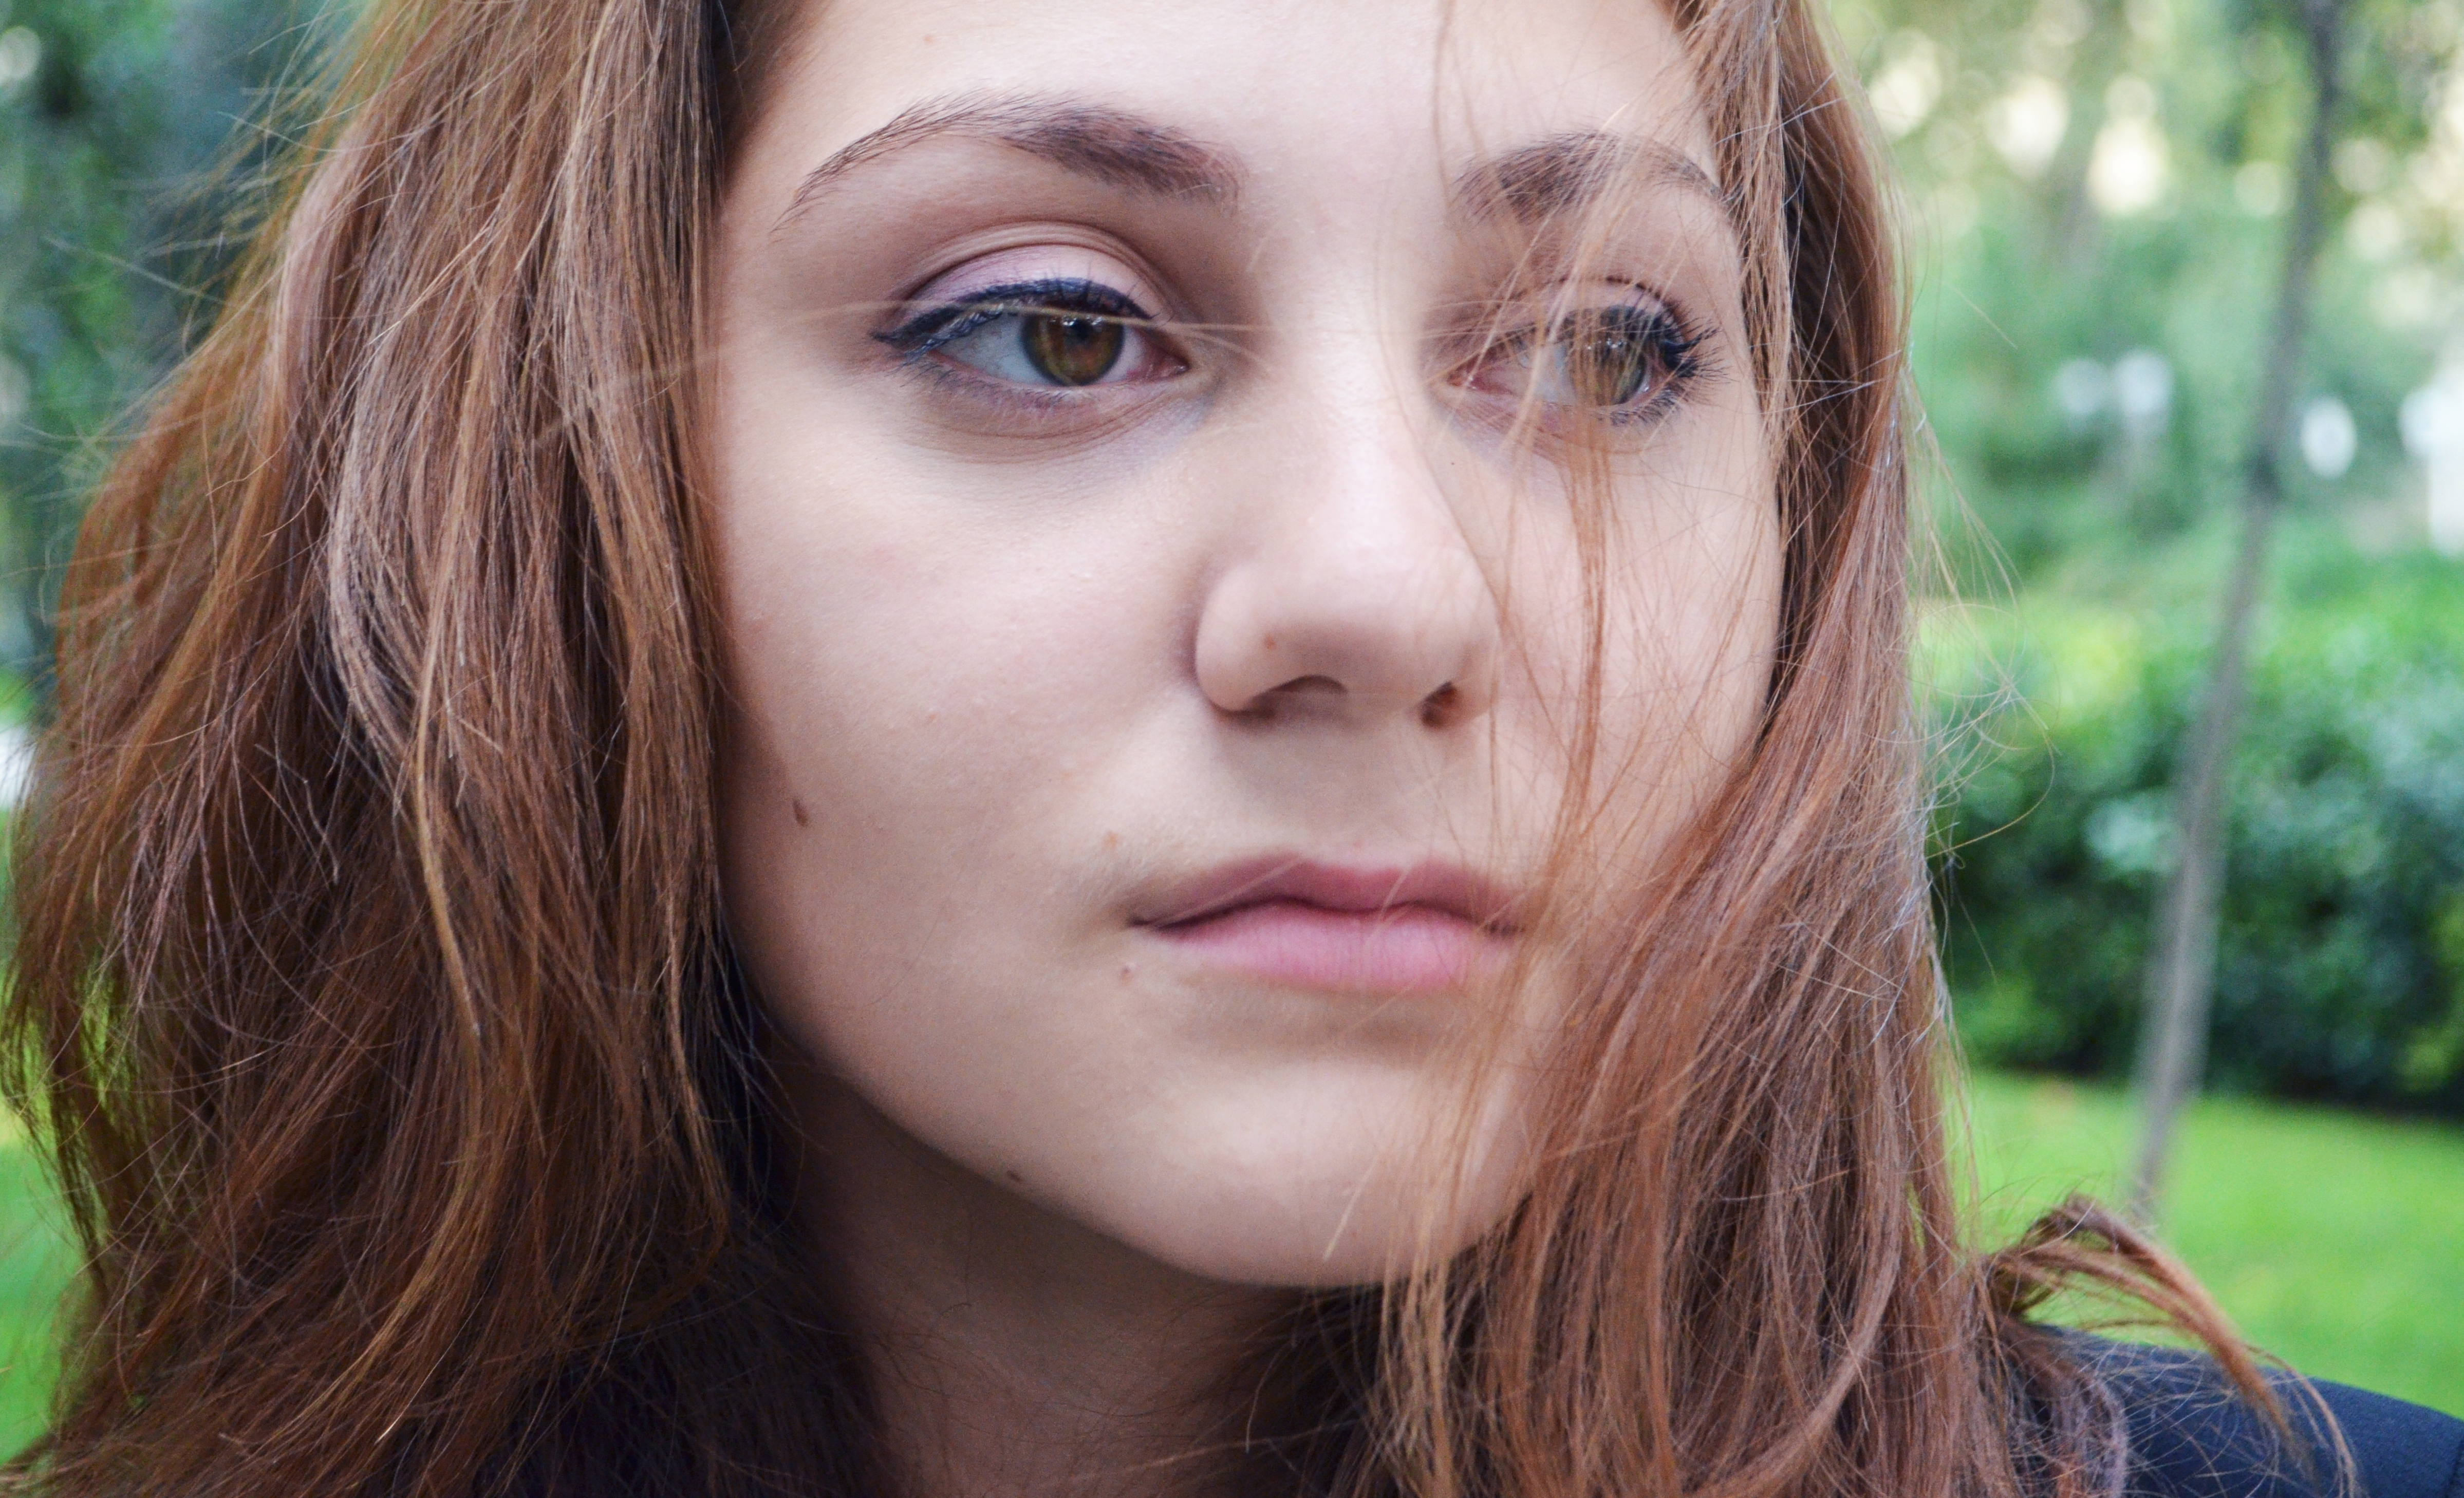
{"left": 753, "top": 0, "right": 1716, "bottom": 204}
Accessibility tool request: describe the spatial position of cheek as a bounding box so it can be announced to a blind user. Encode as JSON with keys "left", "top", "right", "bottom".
{"left": 706, "top": 324, "right": 1173, "bottom": 852}
{"left": 1616, "top": 497, "right": 1780, "bottom": 762}
{"left": 712, "top": 465, "right": 1162, "bottom": 943}
{"left": 1501, "top": 430, "right": 1782, "bottom": 839}
{"left": 706, "top": 349, "right": 1125, "bottom": 1005}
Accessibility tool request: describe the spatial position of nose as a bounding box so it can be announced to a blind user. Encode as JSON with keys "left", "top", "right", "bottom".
{"left": 1192, "top": 394, "right": 1498, "bottom": 729}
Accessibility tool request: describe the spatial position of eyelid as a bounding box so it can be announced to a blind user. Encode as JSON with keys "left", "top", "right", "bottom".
{"left": 892, "top": 243, "right": 1177, "bottom": 326}
{"left": 874, "top": 278, "right": 1156, "bottom": 357}
{"left": 1466, "top": 279, "right": 1688, "bottom": 343}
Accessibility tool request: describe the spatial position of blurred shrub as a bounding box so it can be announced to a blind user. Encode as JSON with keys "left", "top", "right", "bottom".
{"left": 1932, "top": 532, "right": 2464, "bottom": 1116}
{"left": 0, "top": 0, "right": 318, "bottom": 696}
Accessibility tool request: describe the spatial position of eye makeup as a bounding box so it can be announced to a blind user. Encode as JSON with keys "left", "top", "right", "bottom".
{"left": 876, "top": 278, "right": 1149, "bottom": 361}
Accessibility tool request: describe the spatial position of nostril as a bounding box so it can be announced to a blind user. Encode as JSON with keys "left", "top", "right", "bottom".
{"left": 1228, "top": 674, "right": 1346, "bottom": 723}
{"left": 1419, "top": 682, "right": 1461, "bottom": 728}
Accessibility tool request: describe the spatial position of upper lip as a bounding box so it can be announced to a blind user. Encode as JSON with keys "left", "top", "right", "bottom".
{"left": 1134, "top": 855, "right": 1520, "bottom": 932}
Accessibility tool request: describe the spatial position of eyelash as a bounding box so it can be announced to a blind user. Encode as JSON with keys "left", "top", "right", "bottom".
{"left": 875, "top": 278, "right": 1156, "bottom": 361}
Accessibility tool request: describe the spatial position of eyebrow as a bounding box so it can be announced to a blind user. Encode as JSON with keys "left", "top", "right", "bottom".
{"left": 775, "top": 96, "right": 1730, "bottom": 241}
{"left": 777, "top": 92, "right": 1244, "bottom": 232}
{"left": 1454, "top": 130, "right": 1731, "bottom": 228}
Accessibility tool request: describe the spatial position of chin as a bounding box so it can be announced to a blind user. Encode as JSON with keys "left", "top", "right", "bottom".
{"left": 1104, "top": 1204, "right": 1494, "bottom": 1290}
{"left": 1065, "top": 1121, "right": 1530, "bottom": 1289}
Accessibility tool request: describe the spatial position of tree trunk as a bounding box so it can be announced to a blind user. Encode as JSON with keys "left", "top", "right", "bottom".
{"left": 2129, "top": 0, "right": 2346, "bottom": 1224}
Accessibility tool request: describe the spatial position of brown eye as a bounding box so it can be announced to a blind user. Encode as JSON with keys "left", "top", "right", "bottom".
{"left": 885, "top": 283, "right": 1183, "bottom": 391}
{"left": 1561, "top": 311, "right": 1657, "bottom": 407}
{"left": 1465, "top": 301, "right": 1704, "bottom": 417}
{"left": 1022, "top": 313, "right": 1128, "bottom": 386}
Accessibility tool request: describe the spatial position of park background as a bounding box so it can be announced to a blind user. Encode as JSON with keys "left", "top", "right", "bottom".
{"left": 0, "top": 0, "right": 2458, "bottom": 1454}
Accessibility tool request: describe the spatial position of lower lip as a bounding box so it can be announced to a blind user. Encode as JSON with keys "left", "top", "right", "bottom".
{"left": 1151, "top": 900, "right": 1508, "bottom": 995}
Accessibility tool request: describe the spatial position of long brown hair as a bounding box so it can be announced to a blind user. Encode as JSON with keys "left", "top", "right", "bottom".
{"left": 5, "top": 1, "right": 2283, "bottom": 1494}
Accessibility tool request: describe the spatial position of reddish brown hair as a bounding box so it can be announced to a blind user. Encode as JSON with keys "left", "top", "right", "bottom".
{"left": 5, "top": 1, "right": 2285, "bottom": 1495}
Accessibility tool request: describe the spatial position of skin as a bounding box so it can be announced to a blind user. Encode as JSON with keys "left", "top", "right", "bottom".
{"left": 708, "top": 0, "right": 1780, "bottom": 1490}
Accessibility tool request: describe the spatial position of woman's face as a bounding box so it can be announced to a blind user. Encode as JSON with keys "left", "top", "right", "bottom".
{"left": 711, "top": 0, "right": 1778, "bottom": 1286}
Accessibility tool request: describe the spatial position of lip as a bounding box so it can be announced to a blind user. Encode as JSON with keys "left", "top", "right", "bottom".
{"left": 1134, "top": 856, "right": 1518, "bottom": 996}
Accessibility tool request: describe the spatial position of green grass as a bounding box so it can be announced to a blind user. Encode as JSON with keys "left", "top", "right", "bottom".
{"left": 0, "top": 1137, "right": 73, "bottom": 1458}
{"left": 1961, "top": 1070, "right": 2464, "bottom": 1417}
{"left": 0, "top": 1071, "right": 2450, "bottom": 1457}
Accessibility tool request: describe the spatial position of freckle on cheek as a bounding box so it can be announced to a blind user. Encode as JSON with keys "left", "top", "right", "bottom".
{"left": 791, "top": 799, "right": 811, "bottom": 828}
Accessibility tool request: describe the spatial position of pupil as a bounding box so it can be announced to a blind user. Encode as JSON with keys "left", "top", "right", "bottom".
{"left": 1024, "top": 313, "right": 1126, "bottom": 386}
{"left": 1570, "top": 320, "right": 1653, "bottom": 408}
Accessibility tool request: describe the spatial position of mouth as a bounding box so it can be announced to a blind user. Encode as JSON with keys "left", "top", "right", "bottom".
{"left": 1133, "top": 857, "right": 1518, "bottom": 996}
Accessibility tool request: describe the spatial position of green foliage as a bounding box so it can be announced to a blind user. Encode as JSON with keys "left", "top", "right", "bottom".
{"left": 1860, "top": 0, "right": 2464, "bottom": 1118}
{"left": 0, "top": 0, "right": 318, "bottom": 694}
{"left": 1933, "top": 523, "right": 2464, "bottom": 1114}
{"left": 1847, "top": 0, "right": 2463, "bottom": 581}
